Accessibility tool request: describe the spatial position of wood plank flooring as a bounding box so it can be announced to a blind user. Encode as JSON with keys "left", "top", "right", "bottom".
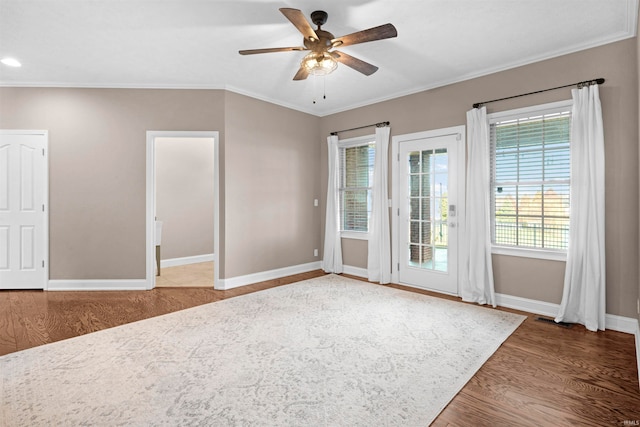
{"left": 1, "top": 270, "right": 639, "bottom": 425}
{"left": 380, "top": 282, "right": 640, "bottom": 427}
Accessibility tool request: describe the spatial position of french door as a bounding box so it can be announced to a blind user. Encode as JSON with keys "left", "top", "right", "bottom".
{"left": 396, "top": 129, "right": 463, "bottom": 295}
{"left": 0, "top": 131, "right": 48, "bottom": 289}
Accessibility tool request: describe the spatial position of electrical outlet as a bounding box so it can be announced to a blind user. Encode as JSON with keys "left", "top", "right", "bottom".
{"left": 314, "top": 249, "right": 318, "bottom": 257}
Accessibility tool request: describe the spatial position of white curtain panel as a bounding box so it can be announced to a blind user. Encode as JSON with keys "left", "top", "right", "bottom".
{"left": 367, "top": 126, "right": 391, "bottom": 284}
{"left": 322, "top": 135, "right": 343, "bottom": 273}
{"left": 461, "top": 107, "right": 496, "bottom": 307}
{"left": 556, "top": 85, "right": 606, "bottom": 331}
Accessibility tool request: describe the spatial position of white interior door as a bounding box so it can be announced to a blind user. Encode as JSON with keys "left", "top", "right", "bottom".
{"left": 0, "top": 131, "right": 48, "bottom": 289}
{"left": 397, "top": 131, "right": 461, "bottom": 295}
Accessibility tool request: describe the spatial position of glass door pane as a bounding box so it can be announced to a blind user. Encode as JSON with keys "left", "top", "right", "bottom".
{"left": 407, "top": 148, "right": 448, "bottom": 272}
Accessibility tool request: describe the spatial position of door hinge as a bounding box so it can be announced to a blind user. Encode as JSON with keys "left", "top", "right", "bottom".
{"left": 42, "top": 260, "right": 45, "bottom": 268}
{"left": 456, "top": 133, "right": 462, "bottom": 141}
{"left": 42, "top": 204, "right": 45, "bottom": 212}
{"left": 397, "top": 208, "right": 399, "bottom": 216}
{"left": 42, "top": 148, "right": 45, "bottom": 156}
{"left": 397, "top": 153, "right": 400, "bottom": 161}
{"left": 397, "top": 263, "right": 400, "bottom": 271}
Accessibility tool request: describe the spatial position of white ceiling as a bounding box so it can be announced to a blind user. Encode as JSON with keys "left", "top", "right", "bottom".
{"left": 0, "top": 0, "right": 637, "bottom": 116}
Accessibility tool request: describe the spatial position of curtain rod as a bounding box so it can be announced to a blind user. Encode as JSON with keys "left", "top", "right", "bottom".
{"left": 330, "top": 121, "right": 390, "bottom": 136}
{"left": 472, "top": 78, "right": 605, "bottom": 109}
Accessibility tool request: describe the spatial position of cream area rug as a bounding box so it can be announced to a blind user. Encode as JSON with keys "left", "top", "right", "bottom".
{"left": 0, "top": 274, "right": 525, "bottom": 426}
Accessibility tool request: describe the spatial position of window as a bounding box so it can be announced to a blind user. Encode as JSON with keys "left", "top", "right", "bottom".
{"left": 338, "top": 136, "right": 375, "bottom": 236}
{"left": 489, "top": 101, "right": 571, "bottom": 257}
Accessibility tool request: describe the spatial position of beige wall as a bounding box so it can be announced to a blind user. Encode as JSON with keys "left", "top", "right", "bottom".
{"left": 156, "top": 137, "right": 215, "bottom": 260}
{"left": 637, "top": 8, "right": 640, "bottom": 328}
{"left": 320, "top": 38, "right": 639, "bottom": 318}
{"left": 0, "top": 88, "right": 324, "bottom": 281}
{"left": 0, "top": 88, "right": 226, "bottom": 279}
{"left": 0, "top": 38, "right": 637, "bottom": 319}
{"left": 223, "top": 92, "right": 321, "bottom": 278}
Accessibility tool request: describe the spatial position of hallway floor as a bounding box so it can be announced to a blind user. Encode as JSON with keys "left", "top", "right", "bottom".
{"left": 155, "top": 262, "right": 213, "bottom": 288}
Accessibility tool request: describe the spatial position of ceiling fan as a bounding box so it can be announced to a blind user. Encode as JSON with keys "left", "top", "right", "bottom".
{"left": 239, "top": 8, "right": 397, "bottom": 80}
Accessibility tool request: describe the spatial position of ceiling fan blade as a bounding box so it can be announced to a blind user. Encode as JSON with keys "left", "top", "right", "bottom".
{"left": 239, "top": 46, "right": 307, "bottom": 55}
{"left": 280, "top": 8, "right": 319, "bottom": 41}
{"left": 331, "top": 51, "right": 378, "bottom": 76}
{"left": 332, "top": 23, "right": 397, "bottom": 48}
{"left": 293, "top": 66, "right": 309, "bottom": 81}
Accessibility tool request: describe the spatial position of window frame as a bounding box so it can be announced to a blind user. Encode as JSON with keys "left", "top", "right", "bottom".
{"left": 338, "top": 134, "right": 376, "bottom": 240}
{"left": 488, "top": 99, "right": 572, "bottom": 261}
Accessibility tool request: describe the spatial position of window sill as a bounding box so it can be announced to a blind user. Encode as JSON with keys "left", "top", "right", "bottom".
{"left": 491, "top": 245, "right": 567, "bottom": 262}
{"left": 341, "top": 231, "right": 369, "bottom": 241}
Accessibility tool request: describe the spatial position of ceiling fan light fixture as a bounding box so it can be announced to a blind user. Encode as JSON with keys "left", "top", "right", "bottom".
{"left": 301, "top": 52, "right": 337, "bottom": 76}
{"left": 239, "top": 8, "right": 397, "bottom": 81}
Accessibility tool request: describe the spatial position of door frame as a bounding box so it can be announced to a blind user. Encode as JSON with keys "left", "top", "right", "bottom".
{"left": 391, "top": 125, "right": 466, "bottom": 292}
{"left": 0, "top": 129, "right": 49, "bottom": 290}
{"left": 145, "top": 131, "right": 220, "bottom": 290}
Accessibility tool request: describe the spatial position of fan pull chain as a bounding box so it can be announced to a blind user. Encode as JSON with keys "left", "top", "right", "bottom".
{"left": 312, "top": 74, "right": 317, "bottom": 104}
{"left": 323, "top": 77, "right": 327, "bottom": 100}
{"left": 312, "top": 75, "right": 327, "bottom": 104}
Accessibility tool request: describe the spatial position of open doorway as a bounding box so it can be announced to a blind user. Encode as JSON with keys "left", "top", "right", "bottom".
{"left": 145, "top": 131, "right": 219, "bottom": 290}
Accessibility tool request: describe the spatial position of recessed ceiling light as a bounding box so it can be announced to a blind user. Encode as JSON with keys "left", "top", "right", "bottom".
{"left": 1, "top": 58, "right": 22, "bottom": 67}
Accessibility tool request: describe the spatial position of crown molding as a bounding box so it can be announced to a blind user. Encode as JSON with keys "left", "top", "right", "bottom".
{"left": 0, "top": 82, "right": 226, "bottom": 90}
{"left": 0, "top": 18, "right": 636, "bottom": 118}
{"left": 316, "top": 30, "right": 637, "bottom": 117}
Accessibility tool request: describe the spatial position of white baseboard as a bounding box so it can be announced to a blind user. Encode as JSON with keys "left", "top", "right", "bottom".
{"left": 48, "top": 279, "right": 148, "bottom": 291}
{"left": 48, "top": 260, "right": 320, "bottom": 292}
{"left": 216, "top": 261, "right": 322, "bottom": 290}
{"left": 605, "top": 313, "right": 639, "bottom": 334}
{"left": 494, "top": 293, "right": 559, "bottom": 318}
{"left": 341, "top": 270, "right": 638, "bottom": 335}
{"left": 495, "top": 293, "right": 638, "bottom": 334}
{"left": 342, "top": 265, "right": 368, "bottom": 278}
{"left": 636, "top": 321, "right": 640, "bottom": 389}
{"left": 160, "top": 253, "right": 214, "bottom": 269}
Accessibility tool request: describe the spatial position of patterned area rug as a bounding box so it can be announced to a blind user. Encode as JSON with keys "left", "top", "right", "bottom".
{"left": 0, "top": 274, "right": 525, "bottom": 426}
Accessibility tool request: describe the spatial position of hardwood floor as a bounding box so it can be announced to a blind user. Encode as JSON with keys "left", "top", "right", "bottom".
{"left": 379, "top": 281, "right": 640, "bottom": 427}
{"left": 1, "top": 270, "right": 639, "bottom": 425}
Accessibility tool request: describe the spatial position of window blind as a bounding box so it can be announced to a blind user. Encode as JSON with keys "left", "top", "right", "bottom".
{"left": 339, "top": 142, "right": 375, "bottom": 232}
{"left": 490, "top": 109, "right": 571, "bottom": 250}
